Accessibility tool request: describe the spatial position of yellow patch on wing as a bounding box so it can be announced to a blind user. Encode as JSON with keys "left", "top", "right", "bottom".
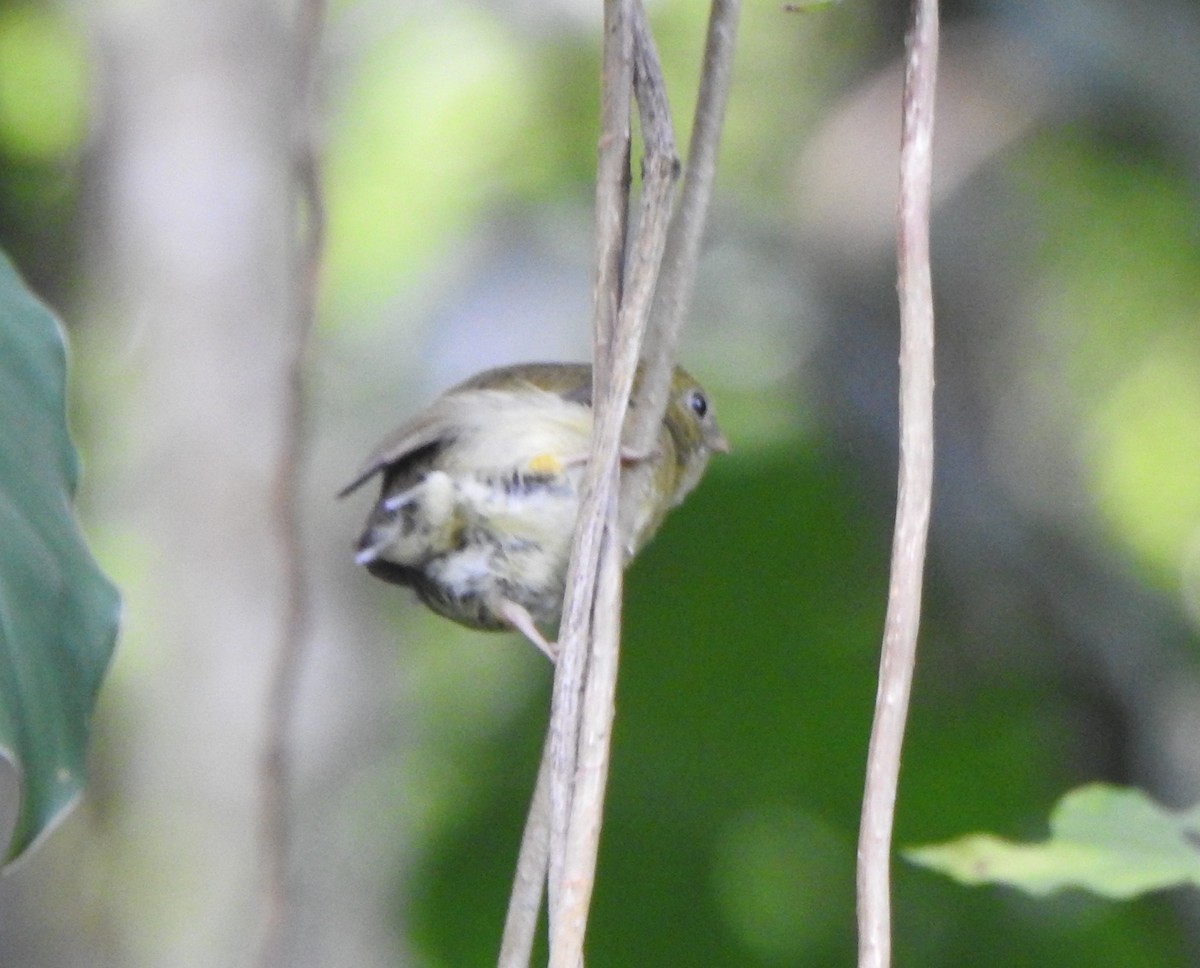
{"left": 528, "top": 453, "right": 564, "bottom": 475}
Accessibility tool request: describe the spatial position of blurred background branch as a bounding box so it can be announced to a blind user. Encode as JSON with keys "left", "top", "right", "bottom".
{"left": 258, "top": 0, "right": 327, "bottom": 964}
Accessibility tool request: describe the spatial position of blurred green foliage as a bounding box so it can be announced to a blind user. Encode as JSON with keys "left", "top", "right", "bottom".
{"left": 0, "top": 2, "right": 86, "bottom": 299}
{"left": 1019, "top": 136, "right": 1200, "bottom": 583}
{"left": 326, "top": 7, "right": 555, "bottom": 317}
{"left": 0, "top": 4, "right": 86, "bottom": 161}
{"left": 909, "top": 784, "right": 1200, "bottom": 899}
{"left": 409, "top": 450, "right": 1192, "bottom": 966}
{"left": 0, "top": 253, "right": 119, "bottom": 865}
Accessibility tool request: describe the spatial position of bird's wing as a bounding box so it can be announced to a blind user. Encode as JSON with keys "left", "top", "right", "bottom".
{"left": 337, "top": 400, "right": 464, "bottom": 498}
{"left": 338, "top": 370, "right": 594, "bottom": 499}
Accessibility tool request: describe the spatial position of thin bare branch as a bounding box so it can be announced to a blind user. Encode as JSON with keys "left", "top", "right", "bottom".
{"left": 258, "top": 2, "right": 325, "bottom": 966}
{"left": 856, "top": 1, "right": 938, "bottom": 967}
{"left": 632, "top": 0, "right": 741, "bottom": 453}
{"left": 498, "top": 735, "right": 553, "bottom": 968}
{"left": 546, "top": 2, "right": 632, "bottom": 948}
{"left": 546, "top": 2, "right": 679, "bottom": 965}
{"left": 553, "top": 16, "right": 679, "bottom": 963}
{"left": 503, "top": 2, "right": 723, "bottom": 963}
{"left": 588, "top": 0, "right": 636, "bottom": 375}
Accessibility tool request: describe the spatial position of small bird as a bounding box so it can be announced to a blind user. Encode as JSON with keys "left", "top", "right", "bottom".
{"left": 339, "top": 361, "right": 728, "bottom": 659}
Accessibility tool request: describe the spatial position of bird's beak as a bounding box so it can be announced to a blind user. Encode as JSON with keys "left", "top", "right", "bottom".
{"left": 711, "top": 430, "right": 731, "bottom": 454}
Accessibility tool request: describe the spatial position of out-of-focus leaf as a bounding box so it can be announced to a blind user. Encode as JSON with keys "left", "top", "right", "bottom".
{"left": 0, "top": 251, "right": 120, "bottom": 866}
{"left": 906, "top": 784, "right": 1200, "bottom": 899}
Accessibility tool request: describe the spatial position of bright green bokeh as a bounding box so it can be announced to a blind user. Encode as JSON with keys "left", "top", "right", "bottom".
{"left": 0, "top": 5, "right": 88, "bottom": 161}
{"left": 1090, "top": 341, "right": 1200, "bottom": 580}
{"left": 1021, "top": 138, "right": 1200, "bottom": 587}
{"left": 712, "top": 804, "right": 854, "bottom": 962}
{"left": 325, "top": 6, "right": 543, "bottom": 321}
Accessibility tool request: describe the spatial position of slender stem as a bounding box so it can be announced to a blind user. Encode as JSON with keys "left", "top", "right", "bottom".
{"left": 554, "top": 11, "right": 679, "bottom": 960}
{"left": 547, "top": 3, "right": 679, "bottom": 965}
{"left": 258, "top": 2, "right": 325, "bottom": 966}
{"left": 856, "top": 2, "right": 938, "bottom": 967}
{"left": 547, "top": 0, "right": 632, "bottom": 942}
{"left": 498, "top": 736, "right": 553, "bottom": 968}
{"left": 632, "top": 0, "right": 741, "bottom": 453}
{"left": 503, "top": 1, "right": 722, "bottom": 962}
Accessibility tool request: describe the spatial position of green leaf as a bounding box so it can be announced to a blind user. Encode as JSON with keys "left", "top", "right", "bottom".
{"left": 0, "top": 251, "right": 120, "bottom": 867}
{"left": 906, "top": 784, "right": 1200, "bottom": 899}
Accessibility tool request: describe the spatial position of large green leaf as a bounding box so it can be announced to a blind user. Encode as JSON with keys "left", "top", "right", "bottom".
{"left": 906, "top": 784, "right": 1200, "bottom": 898}
{"left": 0, "top": 251, "right": 120, "bottom": 866}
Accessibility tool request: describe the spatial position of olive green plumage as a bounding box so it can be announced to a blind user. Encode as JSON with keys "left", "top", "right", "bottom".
{"left": 340, "top": 361, "right": 727, "bottom": 657}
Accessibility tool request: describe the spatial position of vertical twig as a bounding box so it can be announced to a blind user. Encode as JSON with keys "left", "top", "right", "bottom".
{"left": 546, "top": 0, "right": 633, "bottom": 945}
{"left": 258, "top": 1, "right": 325, "bottom": 965}
{"left": 501, "top": 2, "right": 635, "bottom": 958}
{"left": 631, "top": 0, "right": 741, "bottom": 451}
{"left": 499, "top": 732, "right": 554, "bottom": 968}
{"left": 551, "top": 65, "right": 680, "bottom": 923}
{"left": 547, "top": 3, "right": 679, "bottom": 966}
{"left": 501, "top": 2, "right": 733, "bottom": 963}
{"left": 856, "top": 2, "right": 938, "bottom": 968}
{"left": 587, "top": 0, "right": 637, "bottom": 376}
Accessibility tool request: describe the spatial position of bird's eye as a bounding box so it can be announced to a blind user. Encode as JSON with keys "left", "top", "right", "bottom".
{"left": 687, "top": 389, "right": 708, "bottom": 419}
